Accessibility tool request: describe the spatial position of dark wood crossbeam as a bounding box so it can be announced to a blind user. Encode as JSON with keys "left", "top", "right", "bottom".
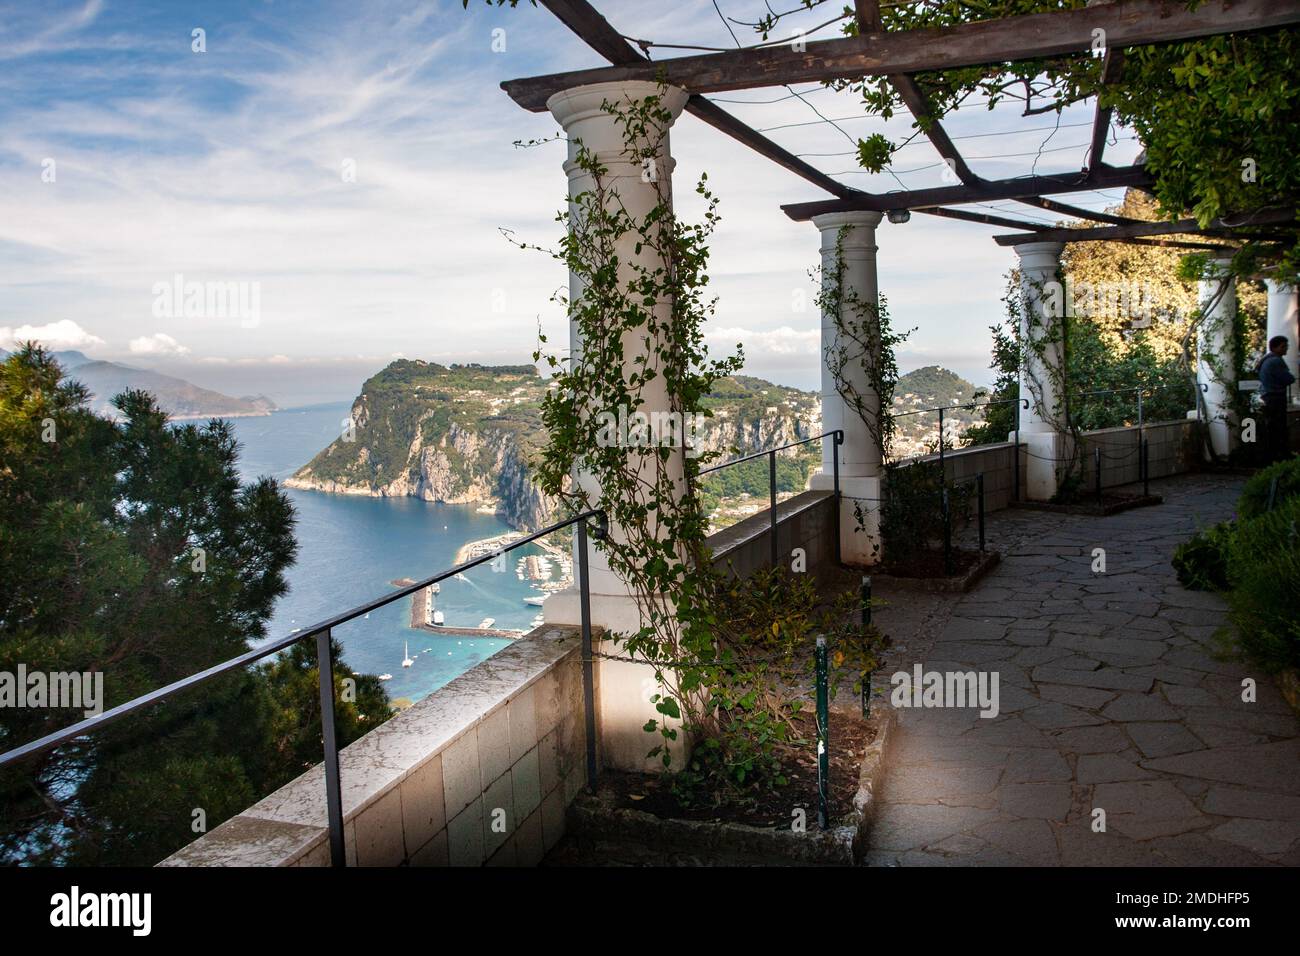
{"left": 852, "top": 1, "right": 984, "bottom": 187}
{"left": 685, "top": 97, "right": 861, "bottom": 198}
{"left": 1124, "top": 237, "right": 1238, "bottom": 251}
{"left": 1017, "top": 196, "right": 1139, "bottom": 225}
{"left": 890, "top": 75, "right": 984, "bottom": 186}
{"left": 535, "top": 0, "right": 860, "bottom": 199}
{"left": 502, "top": 0, "right": 1300, "bottom": 111}
{"left": 1086, "top": 48, "right": 1126, "bottom": 175}
{"left": 916, "top": 206, "right": 1050, "bottom": 231}
{"left": 993, "top": 207, "right": 1297, "bottom": 245}
{"left": 783, "top": 164, "right": 1152, "bottom": 219}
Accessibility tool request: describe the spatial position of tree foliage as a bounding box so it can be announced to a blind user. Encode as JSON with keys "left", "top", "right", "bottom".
{"left": 0, "top": 345, "right": 390, "bottom": 865}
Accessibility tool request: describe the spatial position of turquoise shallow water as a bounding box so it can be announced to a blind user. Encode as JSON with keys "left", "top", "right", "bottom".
{"left": 229, "top": 404, "right": 555, "bottom": 702}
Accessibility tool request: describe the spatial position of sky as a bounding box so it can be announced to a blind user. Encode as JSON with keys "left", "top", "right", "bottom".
{"left": 0, "top": 0, "right": 1141, "bottom": 406}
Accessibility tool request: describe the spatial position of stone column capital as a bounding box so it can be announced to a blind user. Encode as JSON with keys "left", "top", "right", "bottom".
{"left": 811, "top": 210, "right": 883, "bottom": 236}
{"left": 1013, "top": 241, "right": 1065, "bottom": 272}
{"left": 546, "top": 81, "right": 689, "bottom": 131}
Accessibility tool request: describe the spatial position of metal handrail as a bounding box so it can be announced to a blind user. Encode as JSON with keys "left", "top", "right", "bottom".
{"left": 891, "top": 397, "right": 1030, "bottom": 503}
{"left": 892, "top": 395, "right": 1030, "bottom": 420}
{"left": 0, "top": 507, "right": 607, "bottom": 867}
{"left": 696, "top": 429, "right": 843, "bottom": 475}
{"left": 698, "top": 429, "right": 844, "bottom": 567}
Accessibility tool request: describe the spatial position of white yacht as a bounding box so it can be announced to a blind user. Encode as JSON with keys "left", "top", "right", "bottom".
{"left": 478, "top": 618, "right": 495, "bottom": 629}
{"left": 401, "top": 642, "right": 414, "bottom": 668}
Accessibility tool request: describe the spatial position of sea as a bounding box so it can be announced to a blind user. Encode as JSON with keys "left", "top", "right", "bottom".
{"left": 229, "top": 403, "right": 560, "bottom": 704}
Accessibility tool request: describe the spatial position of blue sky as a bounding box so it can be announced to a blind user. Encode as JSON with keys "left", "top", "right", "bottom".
{"left": 0, "top": 0, "right": 1140, "bottom": 405}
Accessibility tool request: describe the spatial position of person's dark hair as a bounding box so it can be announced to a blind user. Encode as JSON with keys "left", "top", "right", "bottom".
{"left": 1270, "top": 335, "right": 1289, "bottom": 351}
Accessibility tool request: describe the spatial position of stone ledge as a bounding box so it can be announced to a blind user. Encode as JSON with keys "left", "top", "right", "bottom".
{"left": 161, "top": 624, "right": 585, "bottom": 867}
{"left": 158, "top": 814, "right": 326, "bottom": 868}
{"left": 850, "top": 703, "right": 898, "bottom": 860}
{"left": 706, "top": 489, "right": 833, "bottom": 558}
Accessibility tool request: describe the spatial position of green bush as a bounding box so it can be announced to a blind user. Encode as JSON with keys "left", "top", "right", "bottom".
{"left": 1223, "top": 495, "right": 1300, "bottom": 672}
{"left": 881, "top": 458, "right": 972, "bottom": 562}
{"left": 1171, "top": 522, "right": 1234, "bottom": 591}
{"left": 1238, "top": 457, "right": 1300, "bottom": 521}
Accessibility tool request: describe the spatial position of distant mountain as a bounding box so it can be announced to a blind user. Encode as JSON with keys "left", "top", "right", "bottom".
{"left": 52, "top": 349, "right": 92, "bottom": 369}
{"left": 891, "top": 365, "right": 982, "bottom": 456}
{"left": 66, "top": 360, "right": 278, "bottom": 420}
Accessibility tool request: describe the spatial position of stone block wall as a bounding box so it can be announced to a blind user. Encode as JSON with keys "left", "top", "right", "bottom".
{"left": 160, "top": 625, "right": 594, "bottom": 867}
{"left": 707, "top": 490, "right": 837, "bottom": 579}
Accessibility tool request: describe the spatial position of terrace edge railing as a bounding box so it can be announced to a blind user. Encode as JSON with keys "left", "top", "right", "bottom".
{"left": 894, "top": 397, "right": 1031, "bottom": 504}
{"left": 699, "top": 429, "right": 844, "bottom": 568}
{"left": 0, "top": 508, "right": 609, "bottom": 868}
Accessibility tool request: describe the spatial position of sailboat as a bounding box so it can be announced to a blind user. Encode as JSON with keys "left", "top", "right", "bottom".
{"left": 401, "top": 641, "right": 414, "bottom": 668}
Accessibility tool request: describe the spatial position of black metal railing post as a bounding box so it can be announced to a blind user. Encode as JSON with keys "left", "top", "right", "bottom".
{"left": 832, "top": 430, "right": 843, "bottom": 566}
{"left": 1094, "top": 447, "right": 1103, "bottom": 506}
{"left": 768, "top": 449, "right": 778, "bottom": 569}
{"left": 977, "top": 472, "right": 986, "bottom": 553}
{"left": 814, "top": 635, "right": 829, "bottom": 830}
{"left": 937, "top": 405, "right": 946, "bottom": 473}
{"left": 942, "top": 484, "right": 953, "bottom": 575}
{"left": 939, "top": 405, "right": 953, "bottom": 573}
{"left": 860, "top": 575, "right": 872, "bottom": 718}
{"left": 1142, "top": 438, "right": 1150, "bottom": 498}
{"left": 1014, "top": 398, "right": 1023, "bottom": 502}
{"left": 316, "top": 628, "right": 346, "bottom": 868}
{"left": 577, "top": 518, "right": 598, "bottom": 793}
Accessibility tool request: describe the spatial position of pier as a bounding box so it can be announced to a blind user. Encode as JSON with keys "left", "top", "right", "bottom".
{"left": 408, "top": 583, "right": 525, "bottom": 639}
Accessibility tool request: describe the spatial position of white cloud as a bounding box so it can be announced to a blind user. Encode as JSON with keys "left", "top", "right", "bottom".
{"left": 0, "top": 0, "right": 1141, "bottom": 400}
{"left": 128, "top": 332, "right": 190, "bottom": 355}
{"left": 0, "top": 319, "right": 105, "bottom": 351}
{"left": 707, "top": 325, "right": 819, "bottom": 357}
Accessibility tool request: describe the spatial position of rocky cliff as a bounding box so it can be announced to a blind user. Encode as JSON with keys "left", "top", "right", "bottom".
{"left": 287, "top": 362, "right": 820, "bottom": 531}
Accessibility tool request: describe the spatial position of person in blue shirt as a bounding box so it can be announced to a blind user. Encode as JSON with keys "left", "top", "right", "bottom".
{"left": 1258, "top": 335, "right": 1295, "bottom": 463}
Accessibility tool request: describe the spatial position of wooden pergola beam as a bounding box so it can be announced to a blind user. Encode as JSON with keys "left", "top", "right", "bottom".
{"left": 1124, "top": 237, "right": 1238, "bottom": 251}
{"left": 992, "top": 207, "right": 1297, "bottom": 245}
{"left": 1086, "top": 48, "right": 1126, "bottom": 175}
{"left": 535, "top": 0, "right": 860, "bottom": 200}
{"left": 782, "top": 164, "right": 1152, "bottom": 218}
{"left": 502, "top": 0, "right": 1300, "bottom": 112}
{"left": 916, "top": 206, "right": 1051, "bottom": 231}
{"left": 890, "top": 74, "right": 984, "bottom": 186}
{"left": 852, "top": 1, "right": 985, "bottom": 187}
{"left": 1017, "top": 196, "right": 1139, "bottom": 226}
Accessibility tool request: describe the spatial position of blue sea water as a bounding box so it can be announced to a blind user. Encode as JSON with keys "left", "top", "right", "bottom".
{"left": 229, "top": 404, "right": 556, "bottom": 702}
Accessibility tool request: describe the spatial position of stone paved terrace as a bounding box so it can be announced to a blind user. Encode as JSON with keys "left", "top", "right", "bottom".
{"left": 866, "top": 472, "right": 1300, "bottom": 866}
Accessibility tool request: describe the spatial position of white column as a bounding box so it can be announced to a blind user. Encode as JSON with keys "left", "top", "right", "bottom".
{"left": 1012, "top": 242, "right": 1070, "bottom": 499}
{"left": 541, "top": 81, "right": 690, "bottom": 773}
{"left": 1266, "top": 279, "right": 1299, "bottom": 404}
{"left": 808, "top": 211, "right": 884, "bottom": 565}
{"left": 1195, "top": 258, "right": 1238, "bottom": 457}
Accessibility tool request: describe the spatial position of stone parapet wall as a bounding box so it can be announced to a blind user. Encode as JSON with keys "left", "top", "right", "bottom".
{"left": 161, "top": 625, "right": 593, "bottom": 867}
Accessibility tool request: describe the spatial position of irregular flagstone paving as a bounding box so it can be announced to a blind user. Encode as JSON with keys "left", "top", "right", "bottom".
{"left": 865, "top": 473, "right": 1300, "bottom": 867}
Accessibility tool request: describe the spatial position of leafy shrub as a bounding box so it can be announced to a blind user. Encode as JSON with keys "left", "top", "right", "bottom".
{"left": 1171, "top": 522, "right": 1234, "bottom": 591}
{"left": 881, "top": 458, "right": 972, "bottom": 562}
{"left": 1238, "top": 456, "right": 1300, "bottom": 521}
{"left": 1224, "top": 496, "right": 1300, "bottom": 672}
{"left": 664, "top": 567, "right": 888, "bottom": 809}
